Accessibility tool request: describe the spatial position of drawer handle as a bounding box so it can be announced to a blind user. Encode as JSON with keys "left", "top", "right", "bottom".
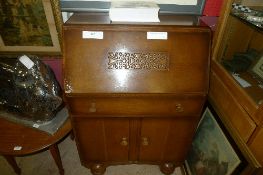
{"left": 175, "top": 103, "right": 184, "bottom": 112}
{"left": 120, "top": 137, "right": 128, "bottom": 146}
{"left": 141, "top": 137, "right": 149, "bottom": 146}
{"left": 89, "top": 102, "right": 97, "bottom": 113}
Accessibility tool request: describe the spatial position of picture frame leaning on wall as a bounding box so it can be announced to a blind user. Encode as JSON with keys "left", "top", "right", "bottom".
{"left": 0, "top": 0, "right": 62, "bottom": 55}
{"left": 185, "top": 106, "right": 261, "bottom": 175}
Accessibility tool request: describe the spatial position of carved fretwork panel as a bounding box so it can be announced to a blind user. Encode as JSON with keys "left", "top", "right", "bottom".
{"left": 108, "top": 52, "right": 169, "bottom": 70}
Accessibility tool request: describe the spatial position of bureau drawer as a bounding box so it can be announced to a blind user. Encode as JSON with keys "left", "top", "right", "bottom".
{"left": 67, "top": 95, "right": 205, "bottom": 116}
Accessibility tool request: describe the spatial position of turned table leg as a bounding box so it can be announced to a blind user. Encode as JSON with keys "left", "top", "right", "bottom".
{"left": 70, "top": 130, "right": 75, "bottom": 140}
{"left": 3, "top": 155, "right": 21, "bottom": 175}
{"left": 49, "top": 144, "right": 64, "bottom": 175}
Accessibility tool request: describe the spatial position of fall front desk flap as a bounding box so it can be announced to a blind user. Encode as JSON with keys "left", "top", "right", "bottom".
{"left": 63, "top": 14, "right": 211, "bottom": 94}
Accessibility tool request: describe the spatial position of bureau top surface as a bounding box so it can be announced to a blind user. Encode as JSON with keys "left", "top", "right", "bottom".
{"left": 65, "top": 13, "right": 202, "bottom": 26}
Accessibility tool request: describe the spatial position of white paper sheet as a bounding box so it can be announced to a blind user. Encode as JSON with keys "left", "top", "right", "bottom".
{"left": 232, "top": 74, "right": 251, "bottom": 88}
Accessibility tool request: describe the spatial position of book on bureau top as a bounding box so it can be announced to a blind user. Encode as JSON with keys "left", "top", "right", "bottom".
{"left": 109, "top": 1, "right": 160, "bottom": 22}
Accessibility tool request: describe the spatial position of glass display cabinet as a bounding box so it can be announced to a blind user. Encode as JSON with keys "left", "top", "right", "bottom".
{"left": 209, "top": 0, "right": 263, "bottom": 173}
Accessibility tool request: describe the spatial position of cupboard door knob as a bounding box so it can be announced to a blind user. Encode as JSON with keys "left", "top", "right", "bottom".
{"left": 120, "top": 137, "right": 128, "bottom": 146}
{"left": 89, "top": 102, "right": 97, "bottom": 113}
{"left": 141, "top": 137, "right": 149, "bottom": 146}
{"left": 175, "top": 103, "right": 184, "bottom": 112}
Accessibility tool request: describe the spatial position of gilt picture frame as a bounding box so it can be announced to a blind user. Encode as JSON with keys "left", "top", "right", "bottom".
{"left": 0, "top": 0, "right": 62, "bottom": 55}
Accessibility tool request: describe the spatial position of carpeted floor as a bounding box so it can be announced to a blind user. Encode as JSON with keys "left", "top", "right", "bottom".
{"left": 0, "top": 135, "right": 183, "bottom": 175}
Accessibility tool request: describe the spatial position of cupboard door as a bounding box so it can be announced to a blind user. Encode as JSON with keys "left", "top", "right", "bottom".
{"left": 73, "top": 117, "right": 130, "bottom": 163}
{"left": 138, "top": 117, "right": 198, "bottom": 162}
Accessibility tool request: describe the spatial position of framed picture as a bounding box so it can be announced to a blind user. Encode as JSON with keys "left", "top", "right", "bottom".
{"left": 60, "top": 0, "right": 206, "bottom": 15}
{"left": 185, "top": 106, "right": 261, "bottom": 175}
{"left": 185, "top": 108, "right": 241, "bottom": 175}
{"left": 251, "top": 54, "right": 263, "bottom": 80}
{"left": 0, "top": 0, "right": 62, "bottom": 55}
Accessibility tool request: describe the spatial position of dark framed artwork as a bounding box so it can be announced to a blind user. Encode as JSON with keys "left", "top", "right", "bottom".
{"left": 60, "top": 0, "right": 206, "bottom": 15}
{"left": 0, "top": 0, "right": 62, "bottom": 55}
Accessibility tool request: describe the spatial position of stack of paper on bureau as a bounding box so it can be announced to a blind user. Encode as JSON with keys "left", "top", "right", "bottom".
{"left": 109, "top": 1, "right": 160, "bottom": 22}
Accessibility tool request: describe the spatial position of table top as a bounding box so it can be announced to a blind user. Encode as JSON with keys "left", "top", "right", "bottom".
{"left": 0, "top": 118, "right": 72, "bottom": 156}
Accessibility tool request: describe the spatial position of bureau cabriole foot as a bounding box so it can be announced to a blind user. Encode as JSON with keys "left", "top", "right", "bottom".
{"left": 160, "top": 162, "right": 176, "bottom": 175}
{"left": 90, "top": 163, "right": 106, "bottom": 175}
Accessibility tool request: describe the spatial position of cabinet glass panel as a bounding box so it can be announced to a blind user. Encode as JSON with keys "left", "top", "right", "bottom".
{"left": 216, "top": 0, "right": 263, "bottom": 105}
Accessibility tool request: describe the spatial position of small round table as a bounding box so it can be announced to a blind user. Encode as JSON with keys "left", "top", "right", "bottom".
{"left": 0, "top": 117, "right": 72, "bottom": 175}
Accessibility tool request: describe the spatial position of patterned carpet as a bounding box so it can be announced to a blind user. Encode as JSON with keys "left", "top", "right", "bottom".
{"left": 0, "top": 136, "right": 183, "bottom": 175}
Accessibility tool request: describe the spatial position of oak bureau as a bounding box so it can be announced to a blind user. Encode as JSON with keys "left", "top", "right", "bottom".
{"left": 63, "top": 13, "right": 211, "bottom": 175}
